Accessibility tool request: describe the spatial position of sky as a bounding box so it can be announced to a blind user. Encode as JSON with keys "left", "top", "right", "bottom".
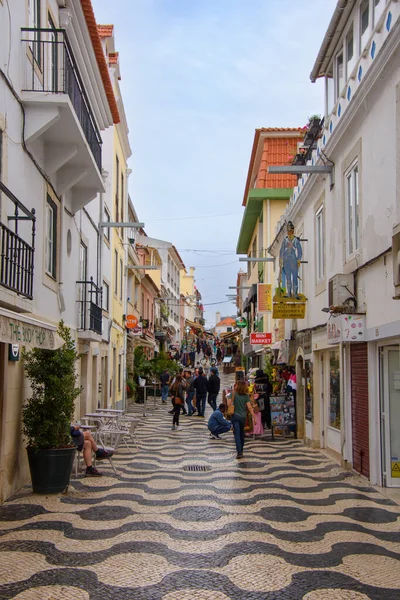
{"left": 92, "top": 0, "right": 337, "bottom": 327}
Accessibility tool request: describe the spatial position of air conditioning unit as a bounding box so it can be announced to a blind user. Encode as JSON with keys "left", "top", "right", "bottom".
{"left": 328, "top": 274, "right": 355, "bottom": 307}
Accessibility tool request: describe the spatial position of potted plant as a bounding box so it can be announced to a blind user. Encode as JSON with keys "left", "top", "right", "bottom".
{"left": 22, "top": 321, "right": 81, "bottom": 494}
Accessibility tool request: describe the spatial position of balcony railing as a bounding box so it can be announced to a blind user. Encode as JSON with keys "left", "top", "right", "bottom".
{"left": 21, "top": 28, "right": 102, "bottom": 171}
{"left": 0, "top": 181, "right": 35, "bottom": 299}
{"left": 77, "top": 277, "right": 102, "bottom": 335}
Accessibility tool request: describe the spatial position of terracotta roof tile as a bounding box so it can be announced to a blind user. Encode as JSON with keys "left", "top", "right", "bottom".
{"left": 109, "top": 52, "right": 119, "bottom": 65}
{"left": 98, "top": 24, "right": 114, "bottom": 37}
{"left": 216, "top": 317, "right": 236, "bottom": 327}
{"left": 80, "top": 1, "right": 120, "bottom": 124}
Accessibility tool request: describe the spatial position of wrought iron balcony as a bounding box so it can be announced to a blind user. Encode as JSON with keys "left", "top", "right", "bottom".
{"left": 21, "top": 28, "right": 102, "bottom": 171}
{"left": 76, "top": 277, "right": 102, "bottom": 335}
{"left": 0, "top": 181, "right": 35, "bottom": 300}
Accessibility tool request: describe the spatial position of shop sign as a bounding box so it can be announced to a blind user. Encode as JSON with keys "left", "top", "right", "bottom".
{"left": 296, "top": 330, "right": 312, "bottom": 355}
{"left": 327, "top": 314, "right": 365, "bottom": 344}
{"left": 131, "top": 324, "right": 143, "bottom": 336}
{"left": 0, "top": 313, "right": 62, "bottom": 350}
{"left": 257, "top": 283, "right": 272, "bottom": 312}
{"left": 236, "top": 316, "right": 247, "bottom": 328}
{"left": 272, "top": 303, "right": 306, "bottom": 319}
{"left": 250, "top": 332, "right": 272, "bottom": 345}
{"left": 8, "top": 344, "right": 20, "bottom": 361}
{"left": 126, "top": 314, "right": 138, "bottom": 329}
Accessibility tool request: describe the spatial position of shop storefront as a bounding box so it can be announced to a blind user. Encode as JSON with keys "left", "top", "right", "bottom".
{"left": 380, "top": 343, "right": 400, "bottom": 487}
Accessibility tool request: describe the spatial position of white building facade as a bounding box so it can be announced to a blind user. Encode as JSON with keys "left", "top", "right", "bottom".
{"left": 270, "top": 0, "right": 400, "bottom": 488}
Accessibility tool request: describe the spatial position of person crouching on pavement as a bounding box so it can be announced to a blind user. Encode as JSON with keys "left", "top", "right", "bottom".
{"left": 208, "top": 403, "right": 233, "bottom": 439}
{"left": 70, "top": 424, "right": 113, "bottom": 477}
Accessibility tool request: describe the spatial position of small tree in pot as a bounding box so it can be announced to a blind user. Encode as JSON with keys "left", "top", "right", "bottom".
{"left": 22, "top": 321, "right": 81, "bottom": 493}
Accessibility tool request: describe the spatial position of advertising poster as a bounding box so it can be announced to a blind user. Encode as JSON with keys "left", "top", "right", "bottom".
{"left": 270, "top": 394, "right": 296, "bottom": 437}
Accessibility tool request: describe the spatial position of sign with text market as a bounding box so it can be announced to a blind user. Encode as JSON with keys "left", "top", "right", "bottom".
{"left": 257, "top": 283, "right": 272, "bottom": 312}
{"left": 250, "top": 332, "right": 272, "bottom": 345}
{"left": 272, "top": 302, "right": 306, "bottom": 319}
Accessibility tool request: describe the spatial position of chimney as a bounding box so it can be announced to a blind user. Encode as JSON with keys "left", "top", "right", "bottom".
{"left": 215, "top": 311, "right": 221, "bottom": 326}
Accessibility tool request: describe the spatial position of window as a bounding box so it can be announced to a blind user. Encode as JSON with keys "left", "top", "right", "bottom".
{"left": 345, "top": 162, "right": 359, "bottom": 257}
{"left": 102, "top": 281, "right": 109, "bottom": 311}
{"left": 115, "top": 155, "right": 120, "bottom": 222}
{"left": 119, "top": 258, "right": 123, "bottom": 300}
{"left": 141, "top": 293, "right": 144, "bottom": 314}
{"left": 335, "top": 52, "right": 344, "bottom": 99}
{"left": 118, "top": 355, "right": 121, "bottom": 392}
{"left": 373, "top": 0, "right": 386, "bottom": 26}
{"left": 104, "top": 206, "right": 111, "bottom": 241}
{"left": 146, "top": 298, "right": 150, "bottom": 319}
{"left": 346, "top": 24, "right": 356, "bottom": 78}
{"left": 79, "top": 242, "right": 87, "bottom": 281}
{"left": 114, "top": 250, "right": 118, "bottom": 294}
{"left": 252, "top": 237, "right": 257, "bottom": 268}
{"left": 360, "top": 0, "right": 370, "bottom": 52}
{"left": 329, "top": 351, "right": 341, "bottom": 430}
{"left": 28, "top": 0, "right": 41, "bottom": 66}
{"left": 45, "top": 196, "right": 57, "bottom": 278}
{"left": 120, "top": 173, "right": 124, "bottom": 221}
{"left": 315, "top": 206, "right": 324, "bottom": 283}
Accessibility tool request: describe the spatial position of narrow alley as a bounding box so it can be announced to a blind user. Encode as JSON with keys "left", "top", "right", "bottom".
{"left": 0, "top": 373, "right": 399, "bottom": 600}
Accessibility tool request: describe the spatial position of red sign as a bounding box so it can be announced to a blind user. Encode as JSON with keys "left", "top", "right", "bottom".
{"left": 250, "top": 332, "right": 272, "bottom": 345}
{"left": 126, "top": 314, "right": 139, "bottom": 329}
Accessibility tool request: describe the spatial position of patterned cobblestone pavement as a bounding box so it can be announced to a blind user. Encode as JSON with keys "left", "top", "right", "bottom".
{"left": 0, "top": 375, "right": 400, "bottom": 599}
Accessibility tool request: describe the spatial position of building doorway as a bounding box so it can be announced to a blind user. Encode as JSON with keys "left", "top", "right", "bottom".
{"left": 381, "top": 345, "right": 400, "bottom": 487}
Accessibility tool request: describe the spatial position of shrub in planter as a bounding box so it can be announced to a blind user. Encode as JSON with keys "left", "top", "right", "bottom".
{"left": 22, "top": 321, "right": 81, "bottom": 493}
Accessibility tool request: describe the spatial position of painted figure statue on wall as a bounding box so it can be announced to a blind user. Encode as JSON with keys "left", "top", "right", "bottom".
{"left": 279, "top": 221, "right": 302, "bottom": 299}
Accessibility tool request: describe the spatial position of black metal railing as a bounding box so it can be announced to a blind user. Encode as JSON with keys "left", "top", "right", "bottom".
{"left": 0, "top": 181, "right": 35, "bottom": 299}
{"left": 76, "top": 277, "right": 102, "bottom": 335}
{"left": 21, "top": 28, "right": 102, "bottom": 171}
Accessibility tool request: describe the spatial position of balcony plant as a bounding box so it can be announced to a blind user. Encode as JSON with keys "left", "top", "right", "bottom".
{"left": 22, "top": 321, "right": 81, "bottom": 494}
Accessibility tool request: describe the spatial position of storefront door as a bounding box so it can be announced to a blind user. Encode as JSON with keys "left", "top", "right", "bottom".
{"left": 382, "top": 346, "right": 400, "bottom": 487}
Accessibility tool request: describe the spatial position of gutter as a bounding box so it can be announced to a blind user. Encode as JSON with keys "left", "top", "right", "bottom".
{"left": 310, "top": 0, "right": 354, "bottom": 82}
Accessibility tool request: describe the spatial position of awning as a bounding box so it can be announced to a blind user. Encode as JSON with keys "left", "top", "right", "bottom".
{"left": 185, "top": 319, "right": 204, "bottom": 331}
{"left": 0, "top": 307, "right": 63, "bottom": 350}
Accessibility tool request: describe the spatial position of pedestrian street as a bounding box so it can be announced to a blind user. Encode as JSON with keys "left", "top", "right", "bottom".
{"left": 0, "top": 373, "right": 399, "bottom": 600}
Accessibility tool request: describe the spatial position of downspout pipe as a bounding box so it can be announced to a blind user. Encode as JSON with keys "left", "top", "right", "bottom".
{"left": 310, "top": 0, "right": 349, "bottom": 82}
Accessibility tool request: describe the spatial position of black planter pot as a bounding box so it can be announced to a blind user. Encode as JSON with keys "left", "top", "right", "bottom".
{"left": 27, "top": 446, "right": 75, "bottom": 494}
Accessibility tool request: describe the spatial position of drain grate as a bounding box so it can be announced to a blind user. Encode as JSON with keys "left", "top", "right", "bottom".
{"left": 183, "top": 465, "right": 211, "bottom": 472}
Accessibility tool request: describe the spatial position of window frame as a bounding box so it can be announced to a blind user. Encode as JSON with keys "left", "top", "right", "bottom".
{"left": 45, "top": 195, "right": 57, "bottom": 279}
{"left": 119, "top": 257, "right": 123, "bottom": 300}
{"left": 359, "top": 0, "right": 370, "bottom": 53}
{"left": 114, "top": 250, "right": 118, "bottom": 295}
{"left": 335, "top": 50, "right": 344, "bottom": 100}
{"left": 315, "top": 205, "right": 325, "bottom": 285}
{"left": 102, "top": 281, "right": 109, "bottom": 312}
{"left": 104, "top": 206, "right": 111, "bottom": 241}
{"left": 345, "top": 161, "right": 360, "bottom": 258}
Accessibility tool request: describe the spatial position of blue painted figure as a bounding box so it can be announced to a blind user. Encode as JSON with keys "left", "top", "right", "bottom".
{"left": 279, "top": 221, "right": 302, "bottom": 299}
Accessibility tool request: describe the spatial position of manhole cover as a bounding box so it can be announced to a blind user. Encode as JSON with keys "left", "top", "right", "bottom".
{"left": 183, "top": 465, "right": 211, "bottom": 472}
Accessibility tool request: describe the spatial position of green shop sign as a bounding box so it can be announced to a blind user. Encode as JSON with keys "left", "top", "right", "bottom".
{"left": 236, "top": 316, "right": 247, "bottom": 328}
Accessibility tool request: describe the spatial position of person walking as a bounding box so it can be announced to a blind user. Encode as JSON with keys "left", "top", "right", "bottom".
{"left": 208, "top": 403, "right": 232, "bottom": 439}
{"left": 193, "top": 367, "right": 208, "bottom": 417}
{"left": 169, "top": 374, "right": 185, "bottom": 431}
{"left": 207, "top": 367, "right": 220, "bottom": 412}
{"left": 254, "top": 369, "right": 273, "bottom": 430}
{"left": 160, "top": 369, "right": 170, "bottom": 404}
{"left": 227, "top": 380, "right": 255, "bottom": 459}
{"left": 184, "top": 369, "right": 196, "bottom": 416}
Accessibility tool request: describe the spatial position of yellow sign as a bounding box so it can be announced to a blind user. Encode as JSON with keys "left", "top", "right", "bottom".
{"left": 391, "top": 462, "right": 400, "bottom": 478}
{"left": 257, "top": 283, "right": 272, "bottom": 312}
{"left": 273, "top": 303, "right": 306, "bottom": 319}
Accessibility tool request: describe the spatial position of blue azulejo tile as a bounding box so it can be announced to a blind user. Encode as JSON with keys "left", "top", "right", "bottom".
{"left": 358, "top": 65, "right": 362, "bottom": 82}
{"left": 329, "top": 121, "right": 333, "bottom": 133}
{"left": 338, "top": 103, "right": 342, "bottom": 117}
{"left": 371, "top": 40, "right": 376, "bottom": 59}
{"left": 386, "top": 11, "right": 392, "bottom": 31}
{"left": 347, "top": 87, "right": 351, "bottom": 101}
{"left": 323, "top": 134, "right": 326, "bottom": 145}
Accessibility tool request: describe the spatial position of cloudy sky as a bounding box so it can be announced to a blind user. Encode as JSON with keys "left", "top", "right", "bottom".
{"left": 92, "top": 0, "right": 337, "bottom": 327}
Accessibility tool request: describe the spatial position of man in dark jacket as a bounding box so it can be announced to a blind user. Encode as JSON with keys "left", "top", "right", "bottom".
{"left": 255, "top": 369, "right": 273, "bottom": 429}
{"left": 193, "top": 367, "right": 208, "bottom": 417}
{"left": 207, "top": 367, "right": 220, "bottom": 411}
{"left": 160, "top": 370, "right": 170, "bottom": 404}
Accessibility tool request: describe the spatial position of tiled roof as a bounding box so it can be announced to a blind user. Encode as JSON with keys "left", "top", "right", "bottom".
{"left": 242, "top": 128, "right": 304, "bottom": 206}
{"left": 98, "top": 24, "right": 114, "bottom": 37}
{"left": 80, "top": 1, "right": 120, "bottom": 124}
{"left": 109, "top": 52, "right": 119, "bottom": 65}
{"left": 216, "top": 317, "right": 236, "bottom": 327}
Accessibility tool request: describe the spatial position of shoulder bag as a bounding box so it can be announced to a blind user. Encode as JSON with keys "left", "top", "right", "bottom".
{"left": 227, "top": 392, "right": 235, "bottom": 416}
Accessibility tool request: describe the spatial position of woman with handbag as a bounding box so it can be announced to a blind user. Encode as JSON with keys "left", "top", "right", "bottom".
{"left": 227, "top": 380, "right": 255, "bottom": 459}
{"left": 170, "top": 374, "right": 185, "bottom": 431}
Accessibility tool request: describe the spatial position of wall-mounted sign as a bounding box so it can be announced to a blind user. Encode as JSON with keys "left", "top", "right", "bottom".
{"left": 250, "top": 332, "right": 272, "bottom": 345}
{"left": 257, "top": 283, "right": 272, "bottom": 312}
{"left": 235, "top": 316, "right": 247, "bottom": 328}
{"left": 131, "top": 325, "right": 143, "bottom": 336}
{"left": 327, "top": 314, "right": 365, "bottom": 344}
{"left": 272, "top": 303, "right": 306, "bottom": 319}
{"left": 126, "top": 314, "right": 139, "bottom": 329}
{"left": 0, "top": 312, "right": 62, "bottom": 350}
{"left": 8, "top": 344, "right": 20, "bottom": 361}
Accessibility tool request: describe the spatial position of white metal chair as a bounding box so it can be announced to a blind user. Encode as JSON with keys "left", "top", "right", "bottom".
{"left": 118, "top": 417, "right": 140, "bottom": 453}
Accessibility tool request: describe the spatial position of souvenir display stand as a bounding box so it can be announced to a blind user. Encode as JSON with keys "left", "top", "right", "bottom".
{"left": 270, "top": 392, "right": 296, "bottom": 440}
